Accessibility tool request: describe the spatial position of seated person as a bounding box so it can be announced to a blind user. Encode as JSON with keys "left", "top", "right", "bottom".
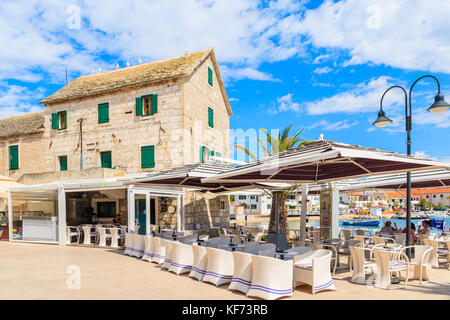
{"left": 112, "top": 214, "right": 121, "bottom": 226}
{"left": 380, "top": 221, "right": 398, "bottom": 235}
{"left": 417, "top": 220, "right": 430, "bottom": 235}
{"left": 402, "top": 222, "right": 416, "bottom": 244}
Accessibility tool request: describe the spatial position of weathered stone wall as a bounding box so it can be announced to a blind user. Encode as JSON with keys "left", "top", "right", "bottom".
{"left": 183, "top": 191, "right": 230, "bottom": 230}
{"left": 182, "top": 56, "right": 230, "bottom": 164}
{"left": 0, "top": 133, "right": 46, "bottom": 180}
{"left": 43, "top": 79, "right": 187, "bottom": 174}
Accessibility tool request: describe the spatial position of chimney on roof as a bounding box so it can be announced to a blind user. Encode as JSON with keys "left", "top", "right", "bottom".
{"left": 139, "top": 58, "right": 142, "bottom": 64}
{"left": 126, "top": 61, "right": 130, "bottom": 67}
{"left": 98, "top": 68, "right": 102, "bottom": 73}
{"left": 318, "top": 133, "right": 324, "bottom": 141}
{"left": 116, "top": 63, "right": 119, "bottom": 69}
{"left": 184, "top": 49, "right": 188, "bottom": 55}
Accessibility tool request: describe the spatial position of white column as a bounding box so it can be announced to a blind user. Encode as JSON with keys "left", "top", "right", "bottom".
{"left": 58, "top": 187, "right": 67, "bottom": 246}
{"left": 127, "top": 185, "right": 135, "bottom": 232}
{"left": 8, "top": 191, "right": 12, "bottom": 241}
{"left": 177, "top": 194, "right": 182, "bottom": 232}
{"left": 145, "top": 193, "right": 151, "bottom": 235}
{"left": 300, "top": 184, "right": 309, "bottom": 242}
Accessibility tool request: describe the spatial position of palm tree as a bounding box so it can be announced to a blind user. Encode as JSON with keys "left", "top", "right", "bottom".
{"left": 234, "top": 124, "right": 312, "bottom": 239}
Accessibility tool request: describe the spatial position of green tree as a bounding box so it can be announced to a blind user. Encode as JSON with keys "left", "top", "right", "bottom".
{"left": 234, "top": 124, "right": 312, "bottom": 236}
{"left": 230, "top": 195, "right": 235, "bottom": 202}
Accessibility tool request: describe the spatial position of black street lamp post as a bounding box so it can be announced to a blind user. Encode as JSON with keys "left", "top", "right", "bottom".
{"left": 373, "top": 75, "right": 449, "bottom": 257}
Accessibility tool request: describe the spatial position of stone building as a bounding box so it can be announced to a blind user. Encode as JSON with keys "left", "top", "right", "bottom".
{"left": 1, "top": 48, "right": 233, "bottom": 232}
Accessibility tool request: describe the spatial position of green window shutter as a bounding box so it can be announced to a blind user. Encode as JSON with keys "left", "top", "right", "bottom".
{"left": 141, "top": 146, "right": 155, "bottom": 168}
{"left": 215, "top": 152, "right": 222, "bottom": 163}
{"left": 151, "top": 94, "right": 158, "bottom": 114}
{"left": 58, "top": 111, "right": 67, "bottom": 130}
{"left": 101, "top": 151, "right": 112, "bottom": 168}
{"left": 59, "top": 156, "right": 68, "bottom": 171}
{"left": 98, "top": 103, "right": 109, "bottom": 123}
{"left": 208, "top": 107, "right": 214, "bottom": 128}
{"left": 136, "top": 97, "right": 142, "bottom": 116}
{"left": 208, "top": 67, "right": 213, "bottom": 86}
{"left": 200, "top": 146, "right": 207, "bottom": 163}
{"left": 9, "top": 145, "right": 18, "bottom": 170}
{"left": 51, "top": 113, "right": 58, "bottom": 129}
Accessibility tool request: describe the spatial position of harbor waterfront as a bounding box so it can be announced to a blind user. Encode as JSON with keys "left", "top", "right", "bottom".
{"left": 241, "top": 214, "right": 450, "bottom": 232}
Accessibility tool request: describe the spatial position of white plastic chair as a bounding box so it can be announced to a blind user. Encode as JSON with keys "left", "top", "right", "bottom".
{"left": 293, "top": 249, "right": 336, "bottom": 294}
{"left": 286, "top": 246, "right": 313, "bottom": 261}
{"left": 98, "top": 227, "right": 111, "bottom": 247}
{"left": 189, "top": 244, "right": 208, "bottom": 281}
{"left": 310, "top": 243, "right": 339, "bottom": 274}
{"left": 142, "top": 235, "right": 154, "bottom": 262}
{"left": 203, "top": 247, "right": 234, "bottom": 287}
{"left": 151, "top": 236, "right": 166, "bottom": 265}
{"left": 349, "top": 246, "right": 376, "bottom": 284}
{"left": 169, "top": 242, "right": 194, "bottom": 275}
{"left": 123, "top": 232, "right": 134, "bottom": 255}
{"left": 82, "top": 225, "right": 99, "bottom": 245}
{"left": 110, "top": 227, "right": 125, "bottom": 248}
{"left": 247, "top": 255, "right": 293, "bottom": 300}
{"left": 394, "top": 233, "right": 406, "bottom": 246}
{"left": 228, "top": 251, "right": 254, "bottom": 295}
{"left": 66, "top": 226, "right": 80, "bottom": 244}
{"left": 372, "top": 248, "right": 410, "bottom": 289}
{"left": 131, "top": 234, "right": 145, "bottom": 258}
{"left": 401, "top": 245, "right": 433, "bottom": 285}
{"left": 423, "top": 239, "right": 447, "bottom": 268}
{"left": 162, "top": 240, "right": 175, "bottom": 270}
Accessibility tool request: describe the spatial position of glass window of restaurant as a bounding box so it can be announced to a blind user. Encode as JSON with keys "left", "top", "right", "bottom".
{"left": 10, "top": 191, "right": 58, "bottom": 243}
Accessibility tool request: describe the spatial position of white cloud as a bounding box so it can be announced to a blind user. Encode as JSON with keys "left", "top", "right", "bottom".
{"left": 273, "top": 93, "right": 302, "bottom": 113}
{"left": 220, "top": 66, "right": 280, "bottom": 82}
{"left": 304, "top": 76, "right": 403, "bottom": 115}
{"left": 0, "top": 0, "right": 311, "bottom": 84}
{"left": 308, "top": 119, "right": 359, "bottom": 131}
{"left": 313, "top": 66, "right": 332, "bottom": 74}
{"left": 0, "top": 84, "right": 45, "bottom": 119}
{"left": 412, "top": 151, "right": 436, "bottom": 160}
{"left": 293, "top": 0, "right": 450, "bottom": 74}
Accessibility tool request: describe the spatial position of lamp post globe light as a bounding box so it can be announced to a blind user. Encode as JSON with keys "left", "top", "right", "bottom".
{"left": 373, "top": 75, "right": 449, "bottom": 257}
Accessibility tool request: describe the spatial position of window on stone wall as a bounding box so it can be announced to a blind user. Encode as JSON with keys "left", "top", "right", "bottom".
{"left": 251, "top": 204, "right": 257, "bottom": 210}
{"left": 220, "top": 199, "right": 225, "bottom": 210}
{"left": 143, "top": 96, "right": 152, "bottom": 116}
{"left": 59, "top": 111, "right": 67, "bottom": 129}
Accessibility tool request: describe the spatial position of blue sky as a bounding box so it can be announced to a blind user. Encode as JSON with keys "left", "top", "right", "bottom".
{"left": 1, "top": 0, "right": 449, "bottom": 163}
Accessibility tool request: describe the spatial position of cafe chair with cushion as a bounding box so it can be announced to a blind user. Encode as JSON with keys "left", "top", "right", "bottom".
{"left": 349, "top": 246, "right": 376, "bottom": 284}
{"left": 152, "top": 236, "right": 166, "bottom": 265}
{"left": 110, "top": 227, "right": 125, "bottom": 248}
{"left": 228, "top": 251, "right": 254, "bottom": 295}
{"left": 142, "top": 235, "right": 154, "bottom": 262}
{"left": 293, "top": 249, "right": 336, "bottom": 294}
{"left": 372, "top": 248, "right": 410, "bottom": 289}
{"left": 423, "top": 239, "right": 447, "bottom": 268}
{"left": 98, "top": 227, "right": 112, "bottom": 247}
{"left": 162, "top": 240, "right": 175, "bottom": 270}
{"left": 131, "top": 234, "right": 145, "bottom": 259}
{"left": 247, "top": 255, "right": 293, "bottom": 300}
{"left": 189, "top": 243, "right": 208, "bottom": 281}
{"left": 394, "top": 233, "right": 406, "bottom": 246}
{"left": 66, "top": 226, "right": 80, "bottom": 244}
{"left": 124, "top": 232, "right": 134, "bottom": 255}
{"left": 82, "top": 225, "right": 99, "bottom": 245}
{"left": 169, "top": 242, "right": 194, "bottom": 275}
{"left": 203, "top": 247, "right": 234, "bottom": 287}
{"left": 401, "top": 245, "right": 433, "bottom": 285}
